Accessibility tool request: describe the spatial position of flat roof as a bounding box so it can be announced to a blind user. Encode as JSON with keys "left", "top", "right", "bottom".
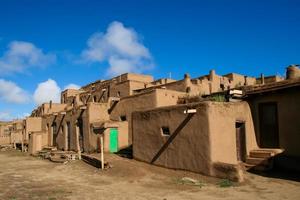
{"left": 244, "top": 77, "right": 300, "bottom": 95}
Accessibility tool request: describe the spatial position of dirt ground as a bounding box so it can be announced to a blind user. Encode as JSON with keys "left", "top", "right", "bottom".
{"left": 0, "top": 150, "right": 300, "bottom": 200}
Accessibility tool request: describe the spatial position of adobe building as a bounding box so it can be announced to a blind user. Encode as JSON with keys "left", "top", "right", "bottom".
{"left": 132, "top": 101, "right": 259, "bottom": 182}
{"left": 7, "top": 65, "right": 298, "bottom": 182}
{"left": 0, "top": 121, "right": 13, "bottom": 145}
{"left": 131, "top": 66, "right": 299, "bottom": 181}
{"left": 244, "top": 65, "right": 300, "bottom": 171}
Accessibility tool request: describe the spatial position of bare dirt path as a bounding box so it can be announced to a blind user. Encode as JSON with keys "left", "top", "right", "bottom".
{"left": 0, "top": 150, "right": 299, "bottom": 200}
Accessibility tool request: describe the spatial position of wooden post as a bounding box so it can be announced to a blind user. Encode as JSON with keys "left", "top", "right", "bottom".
{"left": 100, "top": 134, "right": 104, "bottom": 170}
{"left": 21, "top": 132, "right": 24, "bottom": 152}
{"left": 76, "top": 125, "right": 81, "bottom": 160}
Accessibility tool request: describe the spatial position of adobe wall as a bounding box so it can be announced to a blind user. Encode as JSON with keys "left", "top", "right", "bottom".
{"left": 25, "top": 117, "right": 42, "bottom": 142}
{"left": 110, "top": 89, "right": 185, "bottom": 144}
{"left": 208, "top": 102, "right": 258, "bottom": 165}
{"left": 102, "top": 121, "right": 129, "bottom": 152}
{"left": 11, "top": 130, "right": 23, "bottom": 143}
{"left": 28, "top": 131, "right": 47, "bottom": 154}
{"left": 132, "top": 102, "right": 256, "bottom": 181}
{"left": 87, "top": 103, "right": 110, "bottom": 152}
{"left": 42, "top": 108, "right": 85, "bottom": 151}
{"left": 0, "top": 136, "right": 10, "bottom": 145}
{"left": 132, "top": 103, "right": 212, "bottom": 177}
{"left": 247, "top": 87, "right": 300, "bottom": 157}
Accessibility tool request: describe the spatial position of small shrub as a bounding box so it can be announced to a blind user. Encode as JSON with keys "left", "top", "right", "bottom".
{"left": 218, "top": 179, "right": 233, "bottom": 188}
{"left": 211, "top": 94, "right": 226, "bottom": 102}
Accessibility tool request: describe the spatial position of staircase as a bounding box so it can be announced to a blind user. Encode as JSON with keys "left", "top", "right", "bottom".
{"left": 245, "top": 148, "right": 284, "bottom": 171}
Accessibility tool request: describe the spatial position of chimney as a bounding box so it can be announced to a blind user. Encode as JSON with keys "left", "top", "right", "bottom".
{"left": 209, "top": 70, "right": 216, "bottom": 81}
{"left": 260, "top": 73, "right": 265, "bottom": 84}
{"left": 244, "top": 76, "right": 248, "bottom": 86}
{"left": 286, "top": 64, "right": 300, "bottom": 79}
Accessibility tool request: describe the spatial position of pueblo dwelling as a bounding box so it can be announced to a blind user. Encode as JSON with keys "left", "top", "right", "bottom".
{"left": 0, "top": 65, "right": 299, "bottom": 182}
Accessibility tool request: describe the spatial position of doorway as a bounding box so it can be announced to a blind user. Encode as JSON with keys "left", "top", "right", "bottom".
{"left": 52, "top": 122, "right": 57, "bottom": 147}
{"left": 66, "top": 122, "right": 71, "bottom": 150}
{"left": 109, "top": 128, "right": 118, "bottom": 153}
{"left": 258, "top": 102, "right": 279, "bottom": 148}
{"left": 77, "top": 118, "right": 84, "bottom": 152}
{"left": 236, "top": 121, "right": 246, "bottom": 162}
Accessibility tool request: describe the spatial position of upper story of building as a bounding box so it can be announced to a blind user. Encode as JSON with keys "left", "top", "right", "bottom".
{"left": 30, "top": 65, "right": 300, "bottom": 118}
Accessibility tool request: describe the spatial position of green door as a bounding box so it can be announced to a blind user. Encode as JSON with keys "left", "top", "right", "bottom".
{"left": 109, "top": 128, "right": 118, "bottom": 153}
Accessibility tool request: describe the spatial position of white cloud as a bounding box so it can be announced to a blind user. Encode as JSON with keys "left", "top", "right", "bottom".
{"left": 33, "top": 79, "right": 80, "bottom": 105}
{"left": 17, "top": 112, "right": 30, "bottom": 119}
{"left": 0, "top": 41, "right": 56, "bottom": 76}
{"left": 81, "top": 21, "right": 153, "bottom": 76}
{"left": 0, "top": 79, "right": 30, "bottom": 104}
{"left": 33, "top": 79, "right": 61, "bottom": 105}
{"left": 0, "top": 112, "right": 30, "bottom": 121}
{"left": 64, "top": 83, "right": 80, "bottom": 90}
{"left": 0, "top": 112, "right": 13, "bottom": 121}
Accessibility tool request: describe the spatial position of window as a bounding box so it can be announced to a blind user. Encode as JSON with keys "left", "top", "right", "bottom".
{"left": 220, "top": 84, "right": 225, "bottom": 91}
{"left": 117, "top": 91, "right": 121, "bottom": 97}
{"left": 93, "top": 96, "right": 97, "bottom": 102}
{"left": 186, "top": 87, "right": 191, "bottom": 93}
{"left": 161, "top": 126, "right": 170, "bottom": 136}
{"left": 120, "top": 115, "right": 127, "bottom": 121}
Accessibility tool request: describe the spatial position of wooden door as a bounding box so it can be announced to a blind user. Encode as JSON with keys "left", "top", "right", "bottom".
{"left": 236, "top": 122, "right": 246, "bottom": 162}
{"left": 259, "top": 103, "right": 279, "bottom": 148}
{"left": 109, "top": 128, "right": 118, "bottom": 153}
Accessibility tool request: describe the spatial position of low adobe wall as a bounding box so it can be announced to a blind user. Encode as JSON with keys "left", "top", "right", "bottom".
{"left": 132, "top": 101, "right": 257, "bottom": 182}
{"left": 0, "top": 136, "right": 10, "bottom": 145}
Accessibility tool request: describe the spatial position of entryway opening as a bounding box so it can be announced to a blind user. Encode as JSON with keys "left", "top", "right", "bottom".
{"left": 66, "top": 122, "right": 71, "bottom": 150}
{"left": 258, "top": 102, "right": 279, "bottom": 148}
{"left": 109, "top": 128, "right": 118, "bottom": 153}
{"left": 52, "top": 122, "right": 57, "bottom": 147}
{"left": 77, "top": 118, "right": 84, "bottom": 152}
{"left": 236, "top": 121, "right": 246, "bottom": 162}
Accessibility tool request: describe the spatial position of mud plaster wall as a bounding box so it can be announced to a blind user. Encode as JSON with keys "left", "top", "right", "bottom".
{"left": 110, "top": 90, "right": 157, "bottom": 144}
{"left": 11, "top": 130, "right": 23, "bottom": 143}
{"left": 132, "top": 103, "right": 212, "bottom": 176}
{"left": 247, "top": 87, "right": 300, "bottom": 157}
{"left": 110, "top": 89, "right": 185, "bottom": 145}
{"left": 132, "top": 102, "right": 255, "bottom": 181}
{"left": 102, "top": 122, "right": 129, "bottom": 152}
{"left": 87, "top": 103, "right": 110, "bottom": 152}
{"left": 25, "top": 117, "right": 42, "bottom": 141}
{"left": 43, "top": 108, "right": 89, "bottom": 152}
{"left": 208, "top": 102, "right": 258, "bottom": 165}
{"left": 0, "top": 136, "right": 10, "bottom": 145}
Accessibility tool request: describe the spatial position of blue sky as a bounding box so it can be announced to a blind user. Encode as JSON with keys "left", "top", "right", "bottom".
{"left": 0, "top": 0, "right": 299, "bottom": 120}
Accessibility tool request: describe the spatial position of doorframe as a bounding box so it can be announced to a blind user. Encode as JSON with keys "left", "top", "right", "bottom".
{"left": 235, "top": 120, "right": 247, "bottom": 162}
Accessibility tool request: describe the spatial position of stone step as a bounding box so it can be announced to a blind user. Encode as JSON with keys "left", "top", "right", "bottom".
{"left": 249, "top": 150, "right": 274, "bottom": 158}
{"left": 246, "top": 157, "right": 269, "bottom": 166}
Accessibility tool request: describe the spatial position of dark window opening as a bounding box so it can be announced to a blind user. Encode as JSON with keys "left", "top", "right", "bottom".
{"left": 120, "top": 115, "right": 127, "bottom": 121}
{"left": 117, "top": 91, "right": 121, "bottom": 97}
{"left": 220, "top": 84, "right": 225, "bottom": 91}
{"left": 161, "top": 126, "right": 170, "bottom": 136}
{"left": 93, "top": 96, "right": 97, "bottom": 102}
{"left": 186, "top": 87, "right": 191, "bottom": 93}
